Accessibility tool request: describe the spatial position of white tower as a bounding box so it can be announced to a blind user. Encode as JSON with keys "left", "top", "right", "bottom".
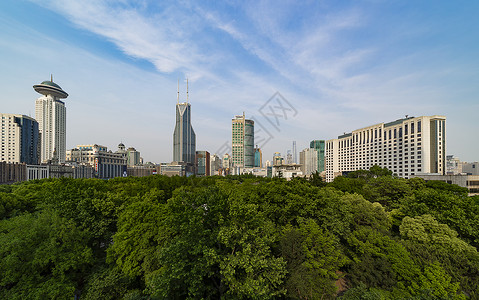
{"left": 33, "top": 76, "right": 69, "bottom": 163}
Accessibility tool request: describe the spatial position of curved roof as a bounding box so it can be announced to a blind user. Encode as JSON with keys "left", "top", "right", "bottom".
{"left": 40, "top": 80, "right": 62, "bottom": 89}
{"left": 33, "top": 80, "right": 68, "bottom": 99}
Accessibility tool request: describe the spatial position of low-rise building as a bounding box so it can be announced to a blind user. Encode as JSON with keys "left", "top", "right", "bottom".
{"left": 411, "top": 174, "right": 479, "bottom": 196}
{"left": 66, "top": 144, "right": 127, "bottom": 179}
{"left": 0, "top": 162, "right": 26, "bottom": 184}
{"left": 272, "top": 164, "right": 303, "bottom": 180}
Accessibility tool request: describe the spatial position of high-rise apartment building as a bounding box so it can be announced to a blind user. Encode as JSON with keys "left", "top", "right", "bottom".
{"left": 34, "top": 77, "right": 68, "bottom": 163}
{"left": 310, "top": 140, "right": 325, "bottom": 172}
{"left": 173, "top": 83, "right": 196, "bottom": 164}
{"left": 232, "top": 113, "right": 254, "bottom": 168}
{"left": 325, "top": 115, "right": 446, "bottom": 182}
{"left": 1, "top": 113, "right": 40, "bottom": 164}
{"left": 300, "top": 148, "right": 318, "bottom": 176}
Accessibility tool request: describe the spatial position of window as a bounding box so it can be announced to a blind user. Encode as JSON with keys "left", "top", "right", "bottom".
{"left": 411, "top": 122, "right": 415, "bottom": 134}
{"left": 418, "top": 120, "right": 421, "bottom": 132}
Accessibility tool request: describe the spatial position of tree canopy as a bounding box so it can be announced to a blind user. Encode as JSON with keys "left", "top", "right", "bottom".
{"left": 0, "top": 170, "right": 478, "bottom": 299}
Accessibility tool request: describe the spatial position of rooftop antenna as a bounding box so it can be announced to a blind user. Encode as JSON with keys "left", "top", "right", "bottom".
{"left": 177, "top": 78, "right": 179, "bottom": 104}
{"left": 51, "top": 74, "right": 53, "bottom": 82}
{"left": 186, "top": 78, "right": 189, "bottom": 103}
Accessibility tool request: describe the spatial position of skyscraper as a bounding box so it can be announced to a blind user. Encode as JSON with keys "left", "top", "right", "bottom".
{"left": 34, "top": 76, "right": 68, "bottom": 163}
{"left": 0, "top": 113, "right": 40, "bottom": 164}
{"left": 292, "top": 141, "right": 297, "bottom": 164}
{"left": 173, "top": 80, "right": 196, "bottom": 164}
{"left": 232, "top": 113, "right": 254, "bottom": 168}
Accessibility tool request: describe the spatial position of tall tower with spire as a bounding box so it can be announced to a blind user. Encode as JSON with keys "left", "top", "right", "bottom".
{"left": 33, "top": 75, "right": 69, "bottom": 163}
{"left": 173, "top": 79, "right": 196, "bottom": 164}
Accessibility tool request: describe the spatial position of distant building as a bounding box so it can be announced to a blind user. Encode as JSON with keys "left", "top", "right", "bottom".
{"left": 222, "top": 153, "right": 232, "bottom": 175}
{"left": 273, "top": 152, "right": 283, "bottom": 166}
{"left": 286, "top": 150, "right": 293, "bottom": 164}
{"left": 160, "top": 162, "right": 188, "bottom": 177}
{"left": 462, "top": 162, "right": 479, "bottom": 176}
{"left": 0, "top": 162, "right": 26, "bottom": 184}
{"left": 446, "top": 155, "right": 463, "bottom": 175}
{"left": 232, "top": 113, "right": 254, "bottom": 168}
{"left": 254, "top": 146, "right": 262, "bottom": 167}
{"left": 196, "top": 151, "right": 210, "bottom": 176}
{"left": 127, "top": 165, "right": 157, "bottom": 177}
{"left": 412, "top": 174, "right": 479, "bottom": 196}
{"left": 310, "top": 140, "right": 325, "bottom": 173}
{"left": 34, "top": 77, "right": 68, "bottom": 163}
{"left": 173, "top": 81, "right": 196, "bottom": 165}
{"left": 292, "top": 141, "right": 297, "bottom": 164}
{"left": 300, "top": 148, "right": 318, "bottom": 176}
{"left": 49, "top": 164, "right": 74, "bottom": 178}
{"left": 126, "top": 147, "right": 141, "bottom": 166}
{"left": 26, "top": 164, "right": 49, "bottom": 180}
{"left": 210, "top": 154, "right": 221, "bottom": 176}
{"left": 1, "top": 113, "right": 40, "bottom": 164}
{"left": 66, "top": 144, "right": 127, "bottom": 179}
{"left": 326, "top": 115, "right": 446, "bottom": 182}
{"left": 272, "top": 164, "right": 303, "bottom": 180}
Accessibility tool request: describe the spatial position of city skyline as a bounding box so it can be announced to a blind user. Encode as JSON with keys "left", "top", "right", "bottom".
{"left": 1, "top": 1, "right": 479, "bottom": 163}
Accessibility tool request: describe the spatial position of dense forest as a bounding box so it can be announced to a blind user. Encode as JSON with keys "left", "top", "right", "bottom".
{"left": 1, "top": 166, "right": 478, "bottom": 299}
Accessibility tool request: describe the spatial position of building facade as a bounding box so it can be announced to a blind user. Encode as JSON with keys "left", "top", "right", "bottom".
{"left": 126, "top": 147, "right": 141, "bottom": 166}
{"left": 34, "top": 78, "right": 68, "bottom": 163}
{"left": 300, "top": 148, "right": 318, "bottom": 176}
{"left": 173, "top": 101, "right": 196, "bottom": 164}
{"left": 232, "top": 113, "right": 254, "bottom": 168}
{"left": 195, "top": 151, "right": 210, "bottom": 176}
{"left": 210, "top": 154, "right": 221, "bottom": 176}
{"left": 412, "top": 174, "right": 479, "bottom": 196}
{"left": 254, "top": 146, "right": 262, "bottom": 167}
{"left": 1, "top": 113, "right": 40, "bottom": 164}
{"left": 325, "top": 115, "right": 446, "bottom": 182}
{"left": 0, "top": 162, "right": 26, "bottom": 184}
{"left": 310, "top": 140, "right": 325, "bottom": 173}
{"left": 66, "top": 144, "right": 127, "bottom": 179}
{"left": 273, "top": 152, "right": 283, "bottom": 166}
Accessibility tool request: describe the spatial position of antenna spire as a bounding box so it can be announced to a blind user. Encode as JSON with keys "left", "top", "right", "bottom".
{"left": 177, "top": 78, "right": 179, "bottom": 104}
{"left": 186, "top": 78, "right": 189, "bottom": 103}
{"left": 51, "top": 74, "right": 53, "bottom": 82}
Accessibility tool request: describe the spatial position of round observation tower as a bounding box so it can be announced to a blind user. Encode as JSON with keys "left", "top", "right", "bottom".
{"left": 33, "top": 75, "right": 68, "bottom": 99}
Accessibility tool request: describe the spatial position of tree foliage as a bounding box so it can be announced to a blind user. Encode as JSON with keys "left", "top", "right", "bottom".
{"left": 0, "top": 173, "right": 477, "bottom": 298}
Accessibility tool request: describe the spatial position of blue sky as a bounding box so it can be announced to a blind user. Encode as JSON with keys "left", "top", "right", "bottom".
{"left": 1, "top": 0, "right": 478, "bottom": 163}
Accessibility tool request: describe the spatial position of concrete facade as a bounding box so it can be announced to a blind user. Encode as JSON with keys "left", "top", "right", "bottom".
{"left": 232, "top": 113, "right": 254, "bottom": 168}
{"left": 34, "top": 79, "right": 68, "bottom": 163}
{"left": 66, "top": 144, "right": 127, "bottom": 179}
{"left": 300, "top": 148, "right": 318, "bottom": 176}
{"left": 325, "top": 115, "right": 446, "bottom": 182}
{"left": 1, "top": 113, "right": 40, "bottom": 164}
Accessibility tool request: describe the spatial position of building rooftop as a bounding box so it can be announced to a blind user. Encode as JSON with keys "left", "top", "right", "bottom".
{"left": 33, "top": 79, "right": 68, "bottom": 99}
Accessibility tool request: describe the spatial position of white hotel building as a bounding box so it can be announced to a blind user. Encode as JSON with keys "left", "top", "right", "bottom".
{"left": 325, "top": 115, "right": 446, "bottom": 182}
